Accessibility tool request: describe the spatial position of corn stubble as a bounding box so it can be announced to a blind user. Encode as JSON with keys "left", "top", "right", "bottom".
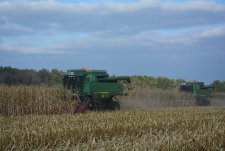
{"left": 1, "top": 107, "right": 225, "bottom": 150}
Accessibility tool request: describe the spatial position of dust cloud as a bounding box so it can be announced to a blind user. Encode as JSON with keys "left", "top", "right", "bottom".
{"left": 120, "top": 97, "right": 225, "bottom": 110}
{"left": 120, "top": 96, "right": 195, "bottom": 110}
{"left": 120, "top": 98, "right": 164, "bottom": 110}
{"left": 210, "top": 98, "right": 225, "bottom": 107}
{"left": 120, "top": 88, "right": 225, "bottom": 110}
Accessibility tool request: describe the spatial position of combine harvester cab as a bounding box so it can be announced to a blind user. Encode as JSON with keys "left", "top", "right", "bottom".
{"left": 63, "top": 69, "right": 131, "bottom": 113}
{"left": 179, "top": 82, "right": 214, "bottom": 106}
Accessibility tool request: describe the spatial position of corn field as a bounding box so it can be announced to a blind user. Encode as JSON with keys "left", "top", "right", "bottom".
{"left": 0, "top": 85, "right": 75, "bottom": 116}
{"left": 1, "top": 107, "right": 225, "bottom": 150}
{"left": 0, "top": 85, "right": 196, "bottom": 116}
{"left": 1, "top": 85, "right": 224, "bottom": 150}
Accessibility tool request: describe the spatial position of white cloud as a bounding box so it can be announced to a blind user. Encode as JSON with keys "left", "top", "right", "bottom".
{"left": 1, "top": 24, "right": 224, "bottom": 54}
{"left": 0, "top": 43, "right": 78, "bottom": 54}
{"left": 0, "top": 0, "right": 224, "bottom": 33}
{"left": 199, "top": 26, "right": 225, "bottom": 38}
{"left": 0, "top": 23, "right": 33, "bottom": 35}
{"left": 0, "top": 0, "right": 224, "bottom": 54}
{"left": 78, "top": 25, "right": 225, "bottom": 47}
{"left": 149, "top": 25, "right": 225, "bottom": 45}
{"left": 160, "top": 1, "right": 225, "bottom": 11}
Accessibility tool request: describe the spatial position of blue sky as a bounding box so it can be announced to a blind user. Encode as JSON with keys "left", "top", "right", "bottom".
{"left": 0, "top": 0, "right": 225, "bottom": 84}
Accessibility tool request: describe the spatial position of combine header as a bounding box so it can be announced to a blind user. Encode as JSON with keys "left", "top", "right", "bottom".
{"left": 63, "top": 69, "right": 130, "bottom": 113}
{"left": 179, "top": 82, "right": 214, "bottom": 105}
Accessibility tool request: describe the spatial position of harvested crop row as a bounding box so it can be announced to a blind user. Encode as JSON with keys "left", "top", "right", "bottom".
{"left": 1, "top": 107, "right": 225, "bottom": 150}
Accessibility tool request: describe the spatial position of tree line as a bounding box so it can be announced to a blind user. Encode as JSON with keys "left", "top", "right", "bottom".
{"left": 211, "top": 80, "right": 225, "bottom": 92}
{"left": 129, "top": 76, "right": 184, "bottom": 89}
{"left": 0, "top": 66, "right": 64, "bottom": 86}
{"left": 129, "top": 76, "right": 225, "bottom": 92}
{"left": 0, "top": 66, "right": 225, "bottom": 92}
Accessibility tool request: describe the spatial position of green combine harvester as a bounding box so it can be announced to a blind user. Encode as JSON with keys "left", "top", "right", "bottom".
{"left": 179, "top": 82, "right": 214, "bottom": 106}
{"left": 63, "top": 69, "right": 130, "bottom": 113}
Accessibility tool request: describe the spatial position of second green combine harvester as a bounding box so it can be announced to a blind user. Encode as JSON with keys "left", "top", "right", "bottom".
{"left": 63, "top": 69, "right": 130, "bottom": 113}
{"left": 179, "top": 82, "right": 214, "bottom": 106}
